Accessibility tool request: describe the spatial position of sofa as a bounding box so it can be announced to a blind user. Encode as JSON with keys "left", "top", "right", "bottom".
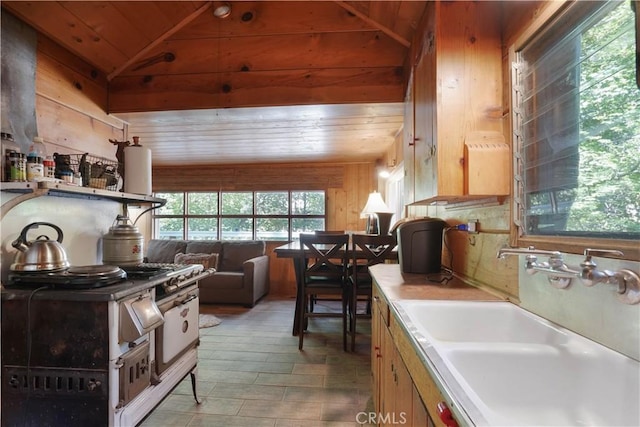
{"left": 145, "top": 239, "right": 269, "bottom": 307}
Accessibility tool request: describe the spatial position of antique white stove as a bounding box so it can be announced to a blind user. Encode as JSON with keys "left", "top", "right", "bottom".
{"left": 1, "top": 263, "right": 213, "bottom": 427}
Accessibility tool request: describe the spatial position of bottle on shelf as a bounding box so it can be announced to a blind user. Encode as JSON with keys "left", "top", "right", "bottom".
{"left": 29, "top": 136, "right": 47, "bottom": 159}
{"left": 8, "top": 150, "right": 22, "bottom": 182}
{"left": 43, "top": 156, "right": 55, "bottom": 179}
{"left": 26, "top": 155, "right": 44, "bottom": 181}
{"left": 2, "top": 132, "right": 20, "bottom": 182}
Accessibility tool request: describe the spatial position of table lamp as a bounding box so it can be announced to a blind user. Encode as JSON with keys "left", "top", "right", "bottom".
{"left": 361, "top": 191, "right": 394, "bottom": 235}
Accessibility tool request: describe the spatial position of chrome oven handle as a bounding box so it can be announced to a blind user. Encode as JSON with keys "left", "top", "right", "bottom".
{"left": 174, "top": 293, "right": 198, "bottom": 307}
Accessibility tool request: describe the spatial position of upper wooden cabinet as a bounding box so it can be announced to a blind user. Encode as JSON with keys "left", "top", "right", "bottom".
{"left": 405, "top": 1, "right": 507, "bottom": 204}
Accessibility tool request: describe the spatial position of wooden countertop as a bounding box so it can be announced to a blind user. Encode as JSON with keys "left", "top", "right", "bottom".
{"left": 369, "top": 263, "right": 503, "bottom": 302}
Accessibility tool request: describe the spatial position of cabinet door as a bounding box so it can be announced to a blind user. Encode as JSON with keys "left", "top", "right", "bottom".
{"left": 381, "top": 324, "right": 396, "bottom": 425}
{"left": 413, "top": 44, "right": 437, "bottom": 201}
{"left": 403, "top": 72, "right": 416, "bottom": 204}
{"left": 413, "top": 384, "right": 431, "bottom": 426}
{"left": 394, "top": 351, "right": 414, "bottom": 426}
{"left": 371, "top": 292, "right": 383, "bottom": 412}
{"left": 413, "top": 4, "right": 437, "bottom": 202}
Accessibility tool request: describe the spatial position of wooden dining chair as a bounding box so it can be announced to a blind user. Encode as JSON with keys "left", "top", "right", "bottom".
{"left": 349, "top": 233, "right": 397, "bottom": 352}
{"left": 308, "top": 230, "right": 346, "bottom": 312}
{"left": 298, "top": 233, "right": 350, "bottom": 351}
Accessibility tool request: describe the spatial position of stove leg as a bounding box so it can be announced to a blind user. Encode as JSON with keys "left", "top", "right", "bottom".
{"left": 190, "top": 372, "right": 202, "bottom": 404}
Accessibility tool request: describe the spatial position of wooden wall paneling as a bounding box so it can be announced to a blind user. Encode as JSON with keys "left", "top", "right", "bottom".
{"left": 152, "top": 163, "right": 348, "bottom": 192}
{"left": 61, "top": 2, "right": 206, "bottom": 63}
{"left": 108, "top": 68, "right": 404, "bottom": 113}
{"left": 181, "top": 1, "right": 373, "bottom": 39}
{"left": 3, "top": 0, "right": 422, "bottom": 113}
{"left": 36, "top": 97, "right": 124, "bottom": 160}
{"left": 339, "top": 165, "right": 356, "bottom": 231}
{"left": 36, "top": 41, "right": 120, "bottom": 128}
{"left": 353, "top": 162, "right": 375, "bottom": 230}
{"left": 502, "top": 1, "right": 566, "bottom": 49}
{"left": 121, "top": 33, "right": 405, "bottom": 77}
{"left": 35, "top": 33, "right": 124, "bottom": 160}
{"left": 328, "top": 188, "right": 348, "bottom": 231}
{"left": 4, "top": 1, "right": 128, "bottom": 74}
{"left": 265, "top": 241, "right": 296, "bottom": 297}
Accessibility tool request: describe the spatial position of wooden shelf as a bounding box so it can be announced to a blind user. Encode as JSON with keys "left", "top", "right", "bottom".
{"left": 409, "top": 195, "right": 507, "bottom": 207}
{"left": 1, "top": 181, "right": 165, "bottom": 219}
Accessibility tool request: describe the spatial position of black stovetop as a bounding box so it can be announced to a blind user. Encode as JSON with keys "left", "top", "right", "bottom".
{"left": 2, "top": 264, "right": 212, "bottom": 302}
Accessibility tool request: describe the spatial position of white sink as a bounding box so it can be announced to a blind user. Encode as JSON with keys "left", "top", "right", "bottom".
{"left": 393, "top": 300, "right": 640, "bottom": 426}
{"left": 396, "top": 300, "right": 568, "bottom": 345}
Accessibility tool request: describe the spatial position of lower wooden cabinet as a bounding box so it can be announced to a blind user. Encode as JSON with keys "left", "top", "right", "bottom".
{"left": 412, "top": 384, "right": 430, "bottom": 426}
{"left": 372, "top": 287, "right": 429, "bottom": 426}
{"left": 372, "top": 285, "right": 456, "bottom": 427}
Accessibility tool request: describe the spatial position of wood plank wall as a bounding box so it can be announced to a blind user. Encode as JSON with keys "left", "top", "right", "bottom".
{"left": 35, "top": 36, "right": 123, "bottom": 160}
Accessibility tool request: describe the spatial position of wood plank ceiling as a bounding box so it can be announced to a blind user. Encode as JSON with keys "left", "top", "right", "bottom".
{"left": 1, "top": 1, "right": 426, "bottom": 165}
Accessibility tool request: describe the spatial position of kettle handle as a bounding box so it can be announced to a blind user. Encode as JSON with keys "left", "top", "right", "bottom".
{"left": 12, "top": 222, "right": 64, "bottom": 250}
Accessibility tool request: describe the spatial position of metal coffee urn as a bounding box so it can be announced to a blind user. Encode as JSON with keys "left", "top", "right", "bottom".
{"left": 394, "top": 217, "right": 446, "bottom": 274}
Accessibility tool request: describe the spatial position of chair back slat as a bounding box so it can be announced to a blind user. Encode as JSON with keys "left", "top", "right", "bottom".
{"left": 300, "top": 233, "right": 350, "bottom": 284}
{"left": 351, "top": 234, "right": 397, "bottom": 283}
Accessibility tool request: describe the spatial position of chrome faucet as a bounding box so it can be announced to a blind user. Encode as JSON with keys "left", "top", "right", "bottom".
{"left": 579, "top": 249, "right": 640, "bottom": 305}
{"left": 497, "top": 246, "right": 580, "bottom": 289}
{"left": 579, "top": 249, "right": 623, "bottom": 287}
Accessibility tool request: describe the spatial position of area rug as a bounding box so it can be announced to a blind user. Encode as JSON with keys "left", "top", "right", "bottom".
{"left": 199, "top": 314, "right": 222, "bottom": 328}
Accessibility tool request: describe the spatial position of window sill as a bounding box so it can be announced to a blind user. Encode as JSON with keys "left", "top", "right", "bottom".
{"left": 516, "top": 235, "right": 640, "bottom": 262}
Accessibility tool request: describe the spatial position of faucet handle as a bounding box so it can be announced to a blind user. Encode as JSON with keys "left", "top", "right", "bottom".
{"left": 583, "top": 248, "right": 624, "bottom": 259}
{"left": 581, "top": 248, "right": 624, "bottom": 267}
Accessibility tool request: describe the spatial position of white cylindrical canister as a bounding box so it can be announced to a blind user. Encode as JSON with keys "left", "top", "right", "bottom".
{"left": 124, "top": 136, "right": 152, "bottom": 195}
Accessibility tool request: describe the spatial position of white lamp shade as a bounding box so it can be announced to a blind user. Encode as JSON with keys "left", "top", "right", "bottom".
{"left": 361, "top": 191, "right": 393, "bottom": 215}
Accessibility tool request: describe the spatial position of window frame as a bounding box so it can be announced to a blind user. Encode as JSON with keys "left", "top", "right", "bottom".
{"left": 509, "top": 0, "right": 640, "bottom": 261}
{"left": 152, "top": 190, "right": 327, "bottom": 241}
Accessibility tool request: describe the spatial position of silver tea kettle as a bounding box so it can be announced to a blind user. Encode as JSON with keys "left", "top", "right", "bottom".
{"left": 11, "top": 222, "right": 71, "bottom": 272}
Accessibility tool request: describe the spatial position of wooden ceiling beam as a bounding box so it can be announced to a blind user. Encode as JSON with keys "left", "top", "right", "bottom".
{"left": 334, "top": 1, "right": 410, "bottom": 48}
{"left": 106, "top": 1, "right": 213, "bottom": 81}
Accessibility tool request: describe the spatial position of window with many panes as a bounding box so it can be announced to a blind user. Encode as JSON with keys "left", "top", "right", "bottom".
{"left": 512, "top": 1, "right": 639, "bottom": 255}
{"left": 152, "top": 190, "right": 326, "bottom": 241}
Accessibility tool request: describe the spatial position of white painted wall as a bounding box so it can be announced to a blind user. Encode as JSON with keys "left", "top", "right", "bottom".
{"left": 1, "top": 193, "right": 122, "bottom": 283}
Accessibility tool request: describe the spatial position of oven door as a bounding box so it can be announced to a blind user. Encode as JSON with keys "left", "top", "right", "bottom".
{"left": 155, "top": 286, "right": 199, "bottom": 375}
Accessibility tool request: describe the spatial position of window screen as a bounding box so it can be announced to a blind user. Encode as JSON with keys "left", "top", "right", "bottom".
{"left": 513, "top": 1, "right": 639, "bottom": 239}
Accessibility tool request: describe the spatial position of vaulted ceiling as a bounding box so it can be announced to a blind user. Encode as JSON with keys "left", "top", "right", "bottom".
{"left": 2, "top": 1, "right": 427, "bottom": 165}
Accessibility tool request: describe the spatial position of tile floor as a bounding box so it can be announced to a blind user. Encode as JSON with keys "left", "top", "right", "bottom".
{"left": 140, "top": 296, "right": 374, "bottom": 427}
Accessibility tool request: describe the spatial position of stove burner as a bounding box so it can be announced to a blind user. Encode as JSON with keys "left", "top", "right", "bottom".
{"left": 7, "top": 265, "right": 127, "bottom": 289}
{"left": 120, "top": 265, "right": 175, "bottom": 280}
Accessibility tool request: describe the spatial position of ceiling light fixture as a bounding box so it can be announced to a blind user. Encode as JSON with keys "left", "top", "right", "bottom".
{"left": 213, "top": 2, "right": 231, "bottom": 19}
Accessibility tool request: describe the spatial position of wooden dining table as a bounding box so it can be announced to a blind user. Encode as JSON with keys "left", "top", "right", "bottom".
{"left": 273, "top": 239, "right": 397, "bottom": 336}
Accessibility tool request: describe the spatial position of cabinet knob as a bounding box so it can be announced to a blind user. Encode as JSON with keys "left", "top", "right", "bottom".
{"left": 436, "top": 401, "right": 459, "bottom": 427}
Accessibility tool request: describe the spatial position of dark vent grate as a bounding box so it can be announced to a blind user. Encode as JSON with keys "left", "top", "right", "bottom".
{"left": 3, "top": 366, "right": 107, "bottom": 397}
